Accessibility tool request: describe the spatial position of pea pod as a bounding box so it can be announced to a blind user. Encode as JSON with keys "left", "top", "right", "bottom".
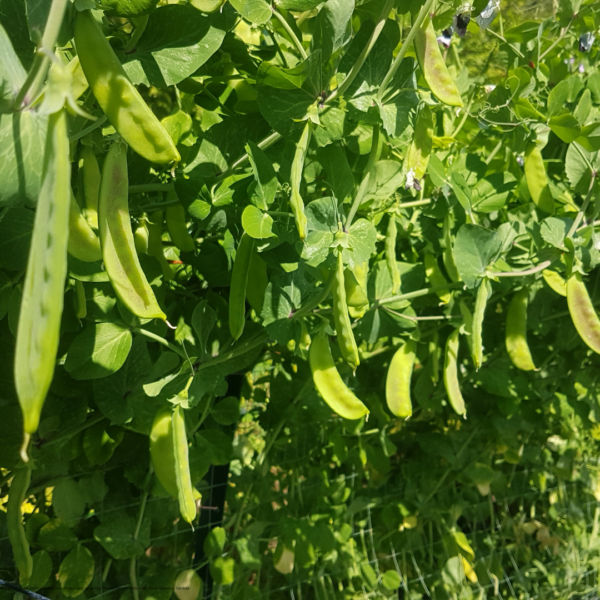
{"left": 74, "top": 280, "right": 87, "bottom": 320}
{"left": 332, "top": 251, "right": 360, "bottom": 370}
{"left": 442, "top": 215, "right": 461, "bottom": 283}
{"left": 443, "top": 329, "right": 466, "bottom": 416}
{"left": 166, "top": 199, "right": 195, "bottom": 253}
{"left": 7, "top": 467, "right": 33, "bottom": 585}
{"left": 68, "top": 192, "right": 102, "bottom": 262}
{"left": 134, "top": 215, "right": 150, "bottom": 255}
{"left": 414, "top": 17, "right": 463, "bottom": 107}
{"left": 567, "top": 272, "right": 600, "bottom": 354}
{"left": 385, "top": 340, "right": 416, "bottom": 418}
{"left": 229, "top": 233, "right": 254, "bottom": 340}
{"left": 472, "top": 278, "right": 491, "bottom": 370}
{"left": 425, "top": 252, "right": 451, "bottom": 303}
{"left": 344, "top": 269, "right": 368, "bottom": 308}
{"left": 80, "top": 145, "right": 100, "bottom": 229}
{"left": 15, "top": 110, "right": 71, "bottom": 459}
{"left": 309, "top": 332, "right": 369, "bottom": 420}
{"left": 74, "top": 10, "right": 180, "bottom": 165}
{"left": 147, "top": 211, "right": 173, "bottom": 281}
{"left": 246, "top": 251, "right": 268, "bottom": 314}
{"left": 524, "top": 144, "right": 554, "bottom": 214}
{"left": 542, "top": 269, "right": 567, "bottom": 297}
{"left": 99, "top": 142, "right": 166, "bottom": 320}
{"left": 172, "top": 405, "right": 197, "bottom": 524}
{"left": 429, "top": 330, "right": 440, "bottom": 384}
{"left": 405, "top": 105, "right": 433, "bottom": 181}
{"left": 505, "top": 289, "right": 537, "bottom": 371}
{"left": 386, "top": 216, "right": 401, "bottom": 295}
{"left": 290, "top": 120, "right": 313, "bottom": 240}
{"left": 68, "top": 56, "right": 89, "bottom": 102}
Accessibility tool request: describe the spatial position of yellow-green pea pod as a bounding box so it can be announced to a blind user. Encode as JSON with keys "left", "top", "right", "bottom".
{"left": 147, "top": 211, "right": 173, "bottom": 281}
{"left": 246, "top": 251, "right": 268, "bottom": 314}
{"left": 442, "top": 215, "right": 461, "bottom": 283}
{"left": 429, "top": 330, "right": 440, "bottom": 384}
{"left": 172, "top": 405, "right": 197, "bottom": 524}
{"left": 150, "top": 409, "right": 178, "bottom": 498}
{"left": 524, "top": 143, "right": 554, "bottom": 214}
{"left": 15, "top": 110, "right": 71, "bottom": 459}
{"left": 505, "top": 289, "right": 537, "bottom": 371}
{"left": 332, "top": 251, "right": 360, "bottom": 370}
{"left": 229, "top": 233, "right": 254, "bottom": 340}
{"left": 7, "top": 467, "right": 33, "bottom": 585}
{"left": 405, "top": 105, "right": 433, "bottom": 181}
{"left": 74, "top": 280, "right": 87, "bottom": 320}
{"left": 134, "top": 216, "right": 149, "bottom": 255}
{"left": 386, "top": 215, "right": 401, "bottom": 295}
{"left": 80, "top": 145, "right": 100, "bottom": 229}
{"left": 425, "top": 252, "right": 451, "bottom": 303}
{"left": 385, "top": 340, "right": 416, "bottom": 419}
{"left": 542, "top": 269, "right": 567, "bottom": 297}
{"left": 290, "top": 120, "right": 313, "bottom": 240}
{"left": 67, "top": 56, "right": 89, "bottom": 102}
{"left": 472, "top": 278, "right": 492, "bottom": 370}
{"left": 99, "top": 142, "right": 166, "bottom": 320}
{"left": 567, "top": 272, "right": 600, "bottom": 354}
{"left": 309, "top": 332, "right": 369, "bottom": 420}
{"left": 459, "top": 299, "right": 473, "bottom": 355}
{"left": 68, "top": 192, "right": 102, "bottom": 262}
{"left": 443, "top": 329, "right": 466, "bottom": 416}
{"left": 414, "top": 17, "right": 463, "bottom": 107}
{"left": 344, "top": 269, "right": 368, "bottom": 308}
{"left": 166, "top": 201, "right": 195, "bottom": 253}
{"left": 74, "top": 10, "right": 180, "bottom": 165}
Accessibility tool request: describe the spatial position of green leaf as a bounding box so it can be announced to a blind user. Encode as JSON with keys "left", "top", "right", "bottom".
{"left": 547, "top": 79, "right": 571, "bottom": 117}
{"left": 192, "top": 300, "right": 217, "bottom": 360}
{"left": 204, "top": 526, "right": 226, "bottom": 559}
{"left": 65, "top": 323, "right": 133, "bottom": 380}
{"left": 210, "top": 556, "right": 236, "bottom": 585}
{"left": 454, "top": 224, "right": 503, "bottom": 288}
{"left": 0, "top": 207, "right": 34, "bottom": 271}
{"left": 52, "top": 479, "right": 86, "bottom": 527}
{"left": 344, "top": 219, "right": 377, "bottom": 269}
{"left": 210, "top": 396, "right": 240, "bottom": 425}
{"left": 38, "top": 519, "right": 78, "bottom": 552}
{"left": 246, "top": 141, "right": 278, "bottom": 209}
{"left": 381, "top": 569, "right": 401, "bottom": 590}
{"left": 242, "top": 205, "right": 275, "bottom": 239}
{"left": 302, "top": 197, "right": 337, "bottom": 267}
{"left": 565, "top": 142, "right": 599, "bottom": 193}
{"left": 365, "top": 160, "right": 405, "bottom": 200}
{"left": 94, "top": 521, "right": 145, "bottom": 560}
{"left": 195, "top": 429, "right": 234, "bottom": 465}
{"left": 450, "top": 172, "right": 473, "bottom": 214}
{"left": 0, "top": 2, "right": 35, "bottom": 72}
{"left": 472, "top": 173, "right": 517, "bottom": 213}
{"left": 58, "top": 544, "right": 95, "bottom": 598}
{"left": 540, "top": 217, "right": 572, "bottom": 249}
{"left": 25, "top": 550, "right": 52, "bottom": 591}
{"left": 316, "top": 144, "right": 354, "bottom": 202}
{"left": 276, "top": 0, "right": 322, "bottom": 9}
{"left": 83, "top": 421, "right": 125, "bottom": 465}
{"left": 229, "top": 0, "right": 271, "bottom": 24}
{"left": 548, "top": 113, "right": 581, "bottom": 143}
{"left": 311, "top": 0, "right": 354, "bottom": 64}
{"left": 427, "top": 154, "right": 447, "bottom": 187}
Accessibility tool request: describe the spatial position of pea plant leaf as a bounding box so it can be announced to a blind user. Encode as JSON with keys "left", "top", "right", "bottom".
{"left": 454, "top": 224, "right": 503, "bottom": 288}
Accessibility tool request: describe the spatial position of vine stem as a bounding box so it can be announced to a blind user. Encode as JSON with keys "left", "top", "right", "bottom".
{"left": 372, "top": 282, "right": 463, "bottom": 309}
{"left": 271, "top": 7, "right": 307, "bottom": 60}
{"left": 487, "top": 260, "right": 553, "bottom": 278}
{"left": 124, "top": 15, "right": 149, "bottom": 54}
{"left": 566, "top": 175, "right": 597, "bottom": 240}
{"left": 539, "top": 17, "right": 573, "bottom": 61}
{"left": 133, "top": 327, "right": 189, "bottom": 360}
{"left": 377, "top": 0, "right": 435, "bottom": 102}
{"left": 13, "top": 0, "right": 69, "bottom": 109}
{"left": 130, "top": 489, "right": 149, "bottom": 600}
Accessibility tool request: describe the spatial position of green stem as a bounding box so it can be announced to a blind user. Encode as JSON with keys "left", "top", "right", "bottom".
{"left": 69, "top": 115, "right": 107, "bottom": 143}
{"left": 217, "top": 131, "right": 282, "bottom": 182}
{"left": 42, "top": 414, "right": 105, "bottom": 447}
{"left": 133, "top": 327, "right": 189, "bottom": 359}
{"left": 567, "top": 176, "right": 596, "bottom": 240}
{"left": 196, "top": 331, "right": 270, "bottom": 371}
{"left": 271, "top": 8, "right": 307, "bottom": 59}
{"left": 485, "top": 140, "right": 503, "bottom": 165}
{"left": 124, "top": 15, "right": 149, "bottom": 54}
{"left": 373, "top": 282, "right": 463, "bottom": 309}
{"left": 539, "top": 18, "right": 573, "bottom": 61}
{"left": 488, "top": 260, "right": 553, "bottom": 278}
{"left": 377, "top": 0, "right": 435, "bottom": 102}
{"left": 486, "top": 27, "right": 525, "bottom": 59}
{"left": 130, "top": 489, "right": 148, "bottom": 600}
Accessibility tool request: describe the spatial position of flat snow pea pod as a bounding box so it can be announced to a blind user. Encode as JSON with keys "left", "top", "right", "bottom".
{"left": 505, "top": 289, "right": 537, "bottom": 371}
{"left": 246, "top": 251, "right": 268, "bottom": 314}
{"left": 134, "top": 215, "right": 149, "bottom": 255}
{"left": 385, "top": 340, "right": 416, "bottom": 418}
{"left": 15, "top": 110, "right": 71, "bottom": 459}
{"left": 290, "top": 120, "right": 313, "bottom": 240}
{"left": 443, "top": 215, "right": 461, "bottom": 283}
{"left": 524, "top": 143, "right": 554, "bottom": 214}
{"left": 74, "top": 280, "right": 87, "bottom": 320}
{"left": 80, "top": 145, "right": 100, "bottom": 229}
{"left": 405, "top": 106, "right": 433, "bottom": 181}
{"left": 472, "top": 278, "right": 491, "bottom": 370}
{"left": 332, "top": 251, "right": 360, "bottom": 370}
{"left": 429, "top": 330, "right": 440, "bottom": 384}
{"left": 166, "top": 200, "right": 195, "bottom": 253}
{"left": 229, "top": 233, "right": 254, "bottom": 340}
{"left": 443, "top": 329, "right": 466, "bottom": 416}
{"left": 99, "top": 142, "right": 166, "bottom": 320}
{"left": 68, "top": 192, "right": 102, "bottom": 262}
{"left": 172, "top": 405, "right": 197, "bottom": 524}
{"left": 414, "top": 17, "right": 463, "bottom": 107}
{"left": 542, "top": 269, "right": 567, "bottom": 297}
{"left": 150, "top": 409, "right": 178, "bottom": 498}
{"left": 309, "top": 332, "right": 369, "bottom": 420}
{"left": 147, "top": 211, "right": 173, "bottom": 281}
{"left": 386, "top": 216, "right": 400, "bottom": 295}
{"left": 344, "top": 269, "right": 368, "bottom": 308}
{"left": 7, "top": 467, "right": 33, "bottom": 585}
{"left": 74, "top": 10, "right": 180, "bottom": 165}
{"left": 567, "top": 272, "right": 600, "bottom": 354}
{"left": 425, "top": 252, "right": 451, "bottom": 303}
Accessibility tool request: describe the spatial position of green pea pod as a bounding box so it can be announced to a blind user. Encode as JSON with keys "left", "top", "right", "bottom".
{"left": 229, "top": 233, "right": 254, "bottom": 340}
{"left": 290, "top": 120, "right": 313, "bottom": 240}
{"left": 15, "top": 110, "right": 71, "bottom": 458}
{"left": 567, "top": 272, "right": 600, "bottom": 354}
{"left": 99, "top": 142, "right": 166, "bottom": 320}
{"left": 459, "top": 299, "right": 473, "bottom": 356}
{"left": 246, "top": 251, "right": 268, "bottom": 314}
{"left": 166, "top": 200, "right": 195, "bottom": 253}
{"left": 505, "top": 289, "right": 537, "bottom": 371}
{"left": 442, "top": 215, "right": 461, "bottom": 283}
{"left": 74, "top": 280, "right": 87, "bottom": 320}
{"left": 472, "top": 278, "right": 492, "bottom": 370}
{"left": 309, "top": 332, "right": 369, "bottom": 420}
{"left": 414, "top": 17, "right": 463, "bottom": 107}
{"left": 332, "top": 251, "right": 360, "bottom": 370}
{"left": 385, "top": 340, "right": 416, "bottom": 418}
{"left": 425, "top": 252, "right": 451, "bottom": 303}
{"left": 386, "top": 216, "right": 401, "bottom": 295}
{"left": 74, "top": 10, "right": 180, "bottom": 165}
{"left": 134, "top": 216, "right": 149, "bottom": 255}
{"left": 443, "top": 329, "right": 466, "bottom": 416}
{"left": 150, "top": 409, "right": 178, "bottom": 498}
{"left": 405, "top": 105, "right": 433, "bottom": 180}
{"left": 542, "top": 269, "right": 567, "bottom": 297}
{"left": 344, "top": 269, "right": 368, "bottom": 308}
{"left": 429, "top": 330, "right": 440, "bottom": 384}
{"left": 80, "top": 145, "right": 100, "bottom": 229}
{"left": 147, "top": 211, "right": 173, "bottom": 281}
{"left": 68, "top": 192, "right": 102, "bottom": 262}
{"left": 7, "top": 467, "right": 33, "bottom": 585}
{"left": 524, "top": 144, "right": 554, "bottom": 214}
{"left": 172, "top": 405, "right": 197, "bottom": 524}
